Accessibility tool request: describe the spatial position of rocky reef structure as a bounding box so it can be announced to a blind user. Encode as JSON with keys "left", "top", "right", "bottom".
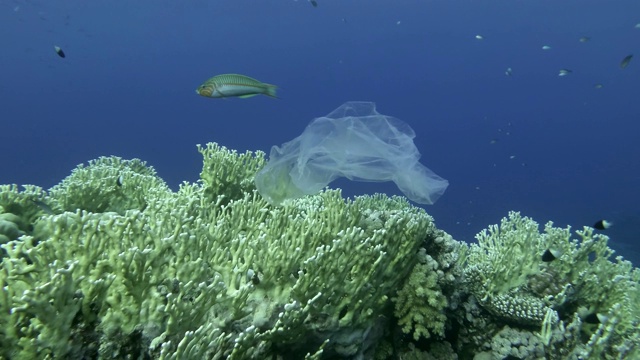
{"left": 1, "top": 143, "right": 638, "bottom": 359}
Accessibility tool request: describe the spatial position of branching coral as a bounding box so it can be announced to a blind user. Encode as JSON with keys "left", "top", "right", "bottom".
{"left": 2, "top": 148, "right": 638, "bottom": 360}
{"left": 48, "top": 156, "right": 169, "bottom": 214}
{"left": 0, "top": 143, "right": 439, "bottom": 359}
{"left": 460, "top": 211, "right": 640, "bottom": 359}
{"left": 393, "top": 248, "right": 448, "bottom": 340}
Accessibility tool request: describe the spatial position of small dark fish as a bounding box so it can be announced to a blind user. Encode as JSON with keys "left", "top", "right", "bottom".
{"left": 620, "top": 54, "right": 633, "bottom": 69}
{"left": 54, "top": 45, "right": 65, "bottom": 58}
{"left": 251, "top": 272, "right": 260, "bottom": 285}
{"left": 584, "top": 313, "right": 607, "bottom": 324}
{"left": 30, "top": 199, "right": 54, "bottom": 215}
{"left": 593, "top": 219, "right": 612, "bottom": 230}
{"left": 309, "top": 0, "right": 318, "bottom": 7}
{"left": 542, "top": 248, "right": 561, "bottom": 262}
{"left": 116, "top": 175, "right": 123, "bottom": 187}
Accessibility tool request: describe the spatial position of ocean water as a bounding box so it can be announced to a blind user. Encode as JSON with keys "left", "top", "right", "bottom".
{"left": 1, "top": 0, "right": 638, "bottom": 264}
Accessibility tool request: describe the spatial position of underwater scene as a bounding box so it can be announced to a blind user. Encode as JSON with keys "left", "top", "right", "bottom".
{"left": 1, "top": 0, "right": 639, "bottom": 359}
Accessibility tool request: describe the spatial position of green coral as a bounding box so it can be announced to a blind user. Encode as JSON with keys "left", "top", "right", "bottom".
{"left": 465, "top": 211, "right": 545, "bottom": 298}
{"left": 460, "top": 211, "right": 640, "bottom": 359}
{"left": 197, "top": 142, "right": 266, "bottom": 203}
{"left": 0, "top": 184, "right": 55, "bottom": 250}
{"left": 2, "top": 145, "right": 638, "bottom": 360}
{"left": 0, "top": 142, "right": 438, "bottom": 359}
{"left": 393, "top": 249, "right": 448, "bottom": 340}
{"left": 48, "top": 156, "right": 169, "bottom": 214}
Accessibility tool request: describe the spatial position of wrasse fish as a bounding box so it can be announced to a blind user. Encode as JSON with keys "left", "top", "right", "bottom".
{"left": 196, "top": 74, "right": 277, "bottom": 99}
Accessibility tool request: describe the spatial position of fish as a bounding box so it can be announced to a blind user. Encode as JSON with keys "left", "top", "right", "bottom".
{"left": 541, "top": 45, "right": 551, "bottom": 50}
{"left": 584, "top": 313, "right": 607, "bottom": 324}
{"left": 579, "top": 36, "right": 590, "bottom": 43}
{"left": 308, "top": 0, "right": 318, "bottom": 7}
{"left": 54, "top": 45, "right": 65, "bottom": 58}
{"left": 558, "top": 69, "right": 572, "bottom": 76}
{"left": 620, "top": 54, "right": 633, "bottom": 69}
{"left": 505, "top": 67, "right": 513, "bottom": 76}
{"left": 541, "top": 248, "right": 561, "bottom": 262}
{"left": 475, "top": 35, "right": 484, "bottom": 40}
{"left": 503, "top": 356, "right": 523, "bottom": 360}
{"left": 116, "top": 175, "right": 123, "bottom": 187}
{"left": 196, "top": 74, "right": 277, "bottom": 99}
{"left": 593, "top": 219, "right": 612, "bottom": 230}
{"left": 30, "top": 199, "right": 54, "bottom": 215}
{"left": 594, "top": 83, "right": 603, "bottom": 89}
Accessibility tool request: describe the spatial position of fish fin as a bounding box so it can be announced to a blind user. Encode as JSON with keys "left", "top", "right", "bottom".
{"left": 238, "top": 94, "right": 259, "bottom": 98}
{"left": 263, "top": 84, "right": 278, "bottom": 98}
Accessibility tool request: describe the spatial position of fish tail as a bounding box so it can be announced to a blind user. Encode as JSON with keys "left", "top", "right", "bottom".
{"left": 263, "top": 84, "right": 278, "bottom": 98}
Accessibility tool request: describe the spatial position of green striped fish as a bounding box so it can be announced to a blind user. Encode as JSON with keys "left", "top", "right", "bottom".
{"left": 195, "top": 74, "right": 277, "bottom": 99}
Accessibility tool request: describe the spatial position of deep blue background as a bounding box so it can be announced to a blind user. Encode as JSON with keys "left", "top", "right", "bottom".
{"left": 1, "top": 0, "right": 638, "bottom": 264}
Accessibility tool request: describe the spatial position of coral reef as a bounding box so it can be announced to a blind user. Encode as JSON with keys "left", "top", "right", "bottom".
{"left": 1, "top": 144, "right": 638, "bottom": 359}
{"left": 459, "top": 212, "right": 640, "bottom": 359}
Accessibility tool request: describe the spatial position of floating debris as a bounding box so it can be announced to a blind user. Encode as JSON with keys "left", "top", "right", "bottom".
{"left": 558, "top": 69, "right": 572, "bottom": 76}
{"left": 541, "top": 45, "right": 551, "bottom": 50}
{"left": 505, "top": 67, "right": 513, "bottom": 76}
{"left": 593, "top": 219, "right": 612, "bottom": 230}
{"left": 620, "top": 54, "right": 633, "bottom": 69}
{"left": 54, "top": 45, "right": 65, "bottom": 58}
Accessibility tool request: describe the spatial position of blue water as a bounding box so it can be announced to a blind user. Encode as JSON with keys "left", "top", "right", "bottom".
{"left": 1, "top": 0, "right": 638, "bottom": 264}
